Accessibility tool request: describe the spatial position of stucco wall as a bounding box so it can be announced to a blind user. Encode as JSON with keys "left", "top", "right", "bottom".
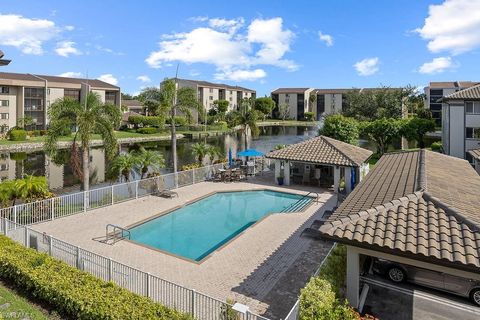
{"left": 0, "top": 86, "right": 18, "bottom": 129}
{"left": 449, "top": 104, "right": 465, "bottom": 158}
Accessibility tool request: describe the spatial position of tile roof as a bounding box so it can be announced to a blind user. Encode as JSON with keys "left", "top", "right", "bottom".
{"left": 442, "top": 84, "right": 480, "bottom": 100}
{"left": 265, "top": 136, "right": 373, "bottom": 167}
{"left": 0, "top": 72, "right": 119, "bottom": 89}
{"left": 319, "top": 149, "right": 480, "bottom": 270}
{"left": 469, "top": 148, "right": 480, "bottom": 160}
{"left": 178, "top": 78, "right": 255, "bottom": 92}
{"left": 429, "top": 81, "right": 479, "bottom": 89}
{"left": 122, "top": 99, "right": 142, "bottom": 106}
{"left": 271, "top": 88, "right": 311, "bottom": 94}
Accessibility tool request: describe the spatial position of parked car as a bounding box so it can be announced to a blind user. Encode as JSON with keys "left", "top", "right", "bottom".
{"left": 372, "top": 258, "right": 480, "bottom": 306}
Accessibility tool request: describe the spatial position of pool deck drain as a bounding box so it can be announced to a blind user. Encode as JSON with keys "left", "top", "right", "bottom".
{"left": 32, "top": 179, "right": 335, "bottom": 319}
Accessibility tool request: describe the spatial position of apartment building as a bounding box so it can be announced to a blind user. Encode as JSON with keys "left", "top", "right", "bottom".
{"left": 271, "top": 87, "right": 390, "bottom": 120}
{"left": 122, "top": 99, "right": 145, "bottom": 114}
{"left": 424, "top": 81, "right": 479, "bottom": 126}
{"left": 0, "top": 72, "right": 121, "bottom": 131}
{"left": 441, "top": 84, "right": 480, "bottom": 163}
{"left": 176, "top": 79, "right": 256, "bottom": 112}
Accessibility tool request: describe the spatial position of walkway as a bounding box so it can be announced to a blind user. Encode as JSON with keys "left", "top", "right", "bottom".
{"left": 31, "top": 178, "right": 335, "bottom": 319}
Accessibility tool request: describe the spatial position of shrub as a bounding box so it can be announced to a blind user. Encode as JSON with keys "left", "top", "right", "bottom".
{"left": 166, "top": 116, "right": 188, "bottom": 126}
{"left": 9, "top": 129, "right": 27, "bottom": 141}
{"left": 136, "top": 127, "right": 157, "bottom": 134}
{"left": 317, "top": 245, "right": 347, "bottom": 296}
{"left": 180, "top": 163, "right": 201, "bottom": 171}
{"left": 128, "top": 115, "right": 164, "bottom": 128}
{"left": 299, "top": 277, "right": 357, "bottom": 320}
{"left": 430, "top": 141, "right": 442, "bottom": 152}
{"left": 304, "top": 112, "right": 315, "bottom": 121}
{"left": 39, "top": 130, "right": 48, "bottom": 136}
{"left": 0, "top": 236, "right": 192, "bottom": 320}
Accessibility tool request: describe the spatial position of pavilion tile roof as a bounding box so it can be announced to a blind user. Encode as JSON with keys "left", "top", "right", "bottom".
{"left": 265, "top": 136, "right": 373, "bottom": 167}
{"left": 468, "top": 148, "right": 480, "bottom": 160}
{"left": 319, "top": 150, "right": 480, "bottom": 270}
{"left": 442, "top": 84, "right": 480, "bottom": 101}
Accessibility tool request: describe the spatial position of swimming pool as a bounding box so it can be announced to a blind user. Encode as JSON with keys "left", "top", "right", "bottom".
{"left": 128, "top": 190, "right": 311, "bottom": 261}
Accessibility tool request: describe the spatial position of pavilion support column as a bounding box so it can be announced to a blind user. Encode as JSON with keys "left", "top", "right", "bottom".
{"left": 346, "top": 245, "right": 360, "bottom": 309}
{"left": 333, "top": 166, "right": 340, "bottom": 192}
{"left": 274, "top": 160, "right": 281, "bottom": 184}
{"left": 284, "top": 161, "right": 290, "bottom": 185}
{"left": 345, "top": 167, "right": 352, "bottom": 194}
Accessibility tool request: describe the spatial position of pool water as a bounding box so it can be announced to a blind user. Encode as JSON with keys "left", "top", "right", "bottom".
{"left": 128, "top": 190, "right": 310, "bottom": 261}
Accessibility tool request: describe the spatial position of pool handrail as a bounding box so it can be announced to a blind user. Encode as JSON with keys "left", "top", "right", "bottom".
{"left": 106, "top": 223, "right": 131, "bottom": 244}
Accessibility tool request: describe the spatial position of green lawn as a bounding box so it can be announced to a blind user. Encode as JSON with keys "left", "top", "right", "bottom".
{"left": 0, "top": 281, "right": 58, "bottom": 319}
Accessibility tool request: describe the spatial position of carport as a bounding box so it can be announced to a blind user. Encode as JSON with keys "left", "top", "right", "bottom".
{"left": 318, "top": 149, "right": 480, "bottom": 308}
{"left": 266, "top": 136, "right": 372, "bottom": 194}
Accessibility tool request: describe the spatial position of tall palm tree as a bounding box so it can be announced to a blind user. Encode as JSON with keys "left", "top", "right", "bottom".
{"left": 110, "top": 153, "right": 138, "bottom": 182}
{"left": 45, "top": 92, "right": 121, "bottom": 192}
{"left": 134, "top": 149, "right": 165, "bottom": 179}
{"left": 160, "top": 79, "right": 201, "bottom": 173}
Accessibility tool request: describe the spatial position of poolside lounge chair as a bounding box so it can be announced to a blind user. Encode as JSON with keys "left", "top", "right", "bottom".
{"left": 300, "top": 227, "right": 323, "bottom": 239}
{"left": 154, "top": 177, "right": 178, "bottom": 198}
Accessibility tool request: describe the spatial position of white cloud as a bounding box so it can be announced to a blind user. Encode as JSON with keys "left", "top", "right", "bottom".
{"left": 418, "top": 56, "right": 456, "bottom": 74}
{"left": 95, "top": 45, "right": 124, "bottom": 56}
{"left": 65, "top": 25, "right": 75, "bottom": 31}
{"left": 0, "top": 14, "right": 58, "bottom": 55}
{"left": 57, "top": 71, "right": 83, "bottom": 78}
{"left": 416, "top": 0, "right": 480, "bottom": 54}
{"left": 55, "top": 41, "right": 81, "bottom": 57}
{"left": 215, "top": 68, "right": 266, "bottom": 81}
{"left": 354, "top": 57, "right": 380, "bottom": 76}
{"left": 136, "top": 75, "right": 151, "bottom": 83}
{"left": 318, "top": 31, "right": 333, "bottom": 46}
{"left": 97, "top": 74, "right": 118, "bottom": 85}
{"left": 146, "top": 17, "right": 296, "bottom": 81}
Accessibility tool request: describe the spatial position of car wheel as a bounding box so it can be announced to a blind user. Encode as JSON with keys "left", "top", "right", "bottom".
{"left": 470, "top": 288, "right": 480, "bottom": 307}
{"left": 387, "top": 266, "right": 406, "bottom": 283}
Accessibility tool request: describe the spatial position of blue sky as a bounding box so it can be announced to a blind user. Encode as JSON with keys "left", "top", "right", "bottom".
{"left": 1, "top": 0, "right": 480, "bottom": 96}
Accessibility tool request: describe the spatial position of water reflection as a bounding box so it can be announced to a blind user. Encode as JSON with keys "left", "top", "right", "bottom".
{"left": 0, "top": 126, "right": 318, "bottom": 193}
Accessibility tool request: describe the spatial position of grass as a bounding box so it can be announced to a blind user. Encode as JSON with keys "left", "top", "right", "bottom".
{"left": 0, "top": 280, "right": 60, "bottom": 320}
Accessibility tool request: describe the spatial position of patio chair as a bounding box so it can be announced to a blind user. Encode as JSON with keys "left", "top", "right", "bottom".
{"left": 154, "top": 177, "right": 178, "bottom": 198}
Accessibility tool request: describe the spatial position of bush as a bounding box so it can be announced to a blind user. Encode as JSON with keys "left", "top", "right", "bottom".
{"left": 0, "top": 236, "right": 192, "bottom": 320}
{"left": 430, "top": 141, "right": 442, "bottom": 152}
{"left": 9, "top": 129, "right": 27, "bottom": 141}
{"left": 166, "top": 116, "right": 188, "bottom": 126}
{"left": 319, "top": 114, "right": 359, "bottom": 145}
{"left": 299, "top": 278, "right": 357, "bottom": 320}
{"left": 136, "top": 127, "right": 157, "bottom": 134}
{"left": 180, "top": 163, "right": 201, "bottom": 171}
{"left": 128, "top": 115, "right": 164, "bottom": 128}
{"left": 304, "top": 112, "right": 315, "bottom": 121}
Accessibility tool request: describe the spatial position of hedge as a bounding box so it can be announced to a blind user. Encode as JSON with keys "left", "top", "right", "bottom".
{"left": 137, "top": 127, "right": 158, "bottom": 134}
{"left": 303, "top": 112, "right": 315, "bottom": 121}
{"left": 9, "top": 129, "right": 27, "bottom": 141}
{"left": 0, "top": 236, "right": 192, "bottom": 320}
{"left": 128, "top": 115, "right": 164, "bottom": 128}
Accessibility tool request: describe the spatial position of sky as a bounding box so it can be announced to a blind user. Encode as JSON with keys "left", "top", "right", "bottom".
{"left": 1, "top": 0, "right": 480, "bottom": 96}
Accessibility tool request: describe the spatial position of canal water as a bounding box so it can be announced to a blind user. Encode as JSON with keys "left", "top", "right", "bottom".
{"left": 0, "top": 125, "right": 439, "bottom": 193}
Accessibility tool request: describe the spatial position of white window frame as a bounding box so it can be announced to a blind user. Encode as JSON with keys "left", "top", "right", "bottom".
{"left": 466, "top": 101, "right": 480, "bottom": 114}
{"left": 466, "top": 127, "right": 480, "bottom": 139}
{"left": 0, "top": 100, "right": 8, "bottom": 107}
{"left": 0, "top": 113, "right": 9, "bottom": 119}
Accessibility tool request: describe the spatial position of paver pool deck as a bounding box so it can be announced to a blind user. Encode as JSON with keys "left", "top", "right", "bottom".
{"left": 32, "top": 179, "right": 335, "bottom": 319}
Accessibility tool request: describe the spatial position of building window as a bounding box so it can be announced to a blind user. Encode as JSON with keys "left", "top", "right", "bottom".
{"left": 0, "top": 100, "right": 8, "bottom": 107}
{"left": 47, "top": 88, "right": 50, "bottom": 95}
{"left": 466, "top": 101, "right": 480, "bottom": 114}
{"left": 0, "top": 125, "right": 8, "bottom": 133}
{"left": 0, "top": 113, "right": 9, "bottom": 119}
{"left": 229, "top": 97, "right": 232, "bottom": 101}
{"left": 0, "top": 163, "right": 8, "bottom": 171}
{"left": 105, "top": 91, "right": 116, "bottom": 104}
{"left": 64, "top": 89, "right": 81, "bottom": 101}
{"left": 0, "top": 86, "right": 9, "bottom": 94}
{"left": 209, "top": 88, "right": 213, "bottom": 93}
{"left": 209, "top": 96, "right": 213, "bottom": 100}
{"left": 466, "top": 127, "right": 480, "bottom": 139}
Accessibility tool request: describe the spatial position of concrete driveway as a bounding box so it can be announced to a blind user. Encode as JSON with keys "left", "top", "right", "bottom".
{"left": 361, "top": 276, "right": 480, "bottom": 320}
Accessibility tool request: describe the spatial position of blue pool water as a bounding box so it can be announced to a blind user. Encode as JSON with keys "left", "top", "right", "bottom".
{"left": 129, "top": 190, "right": 309, "bottom": 261}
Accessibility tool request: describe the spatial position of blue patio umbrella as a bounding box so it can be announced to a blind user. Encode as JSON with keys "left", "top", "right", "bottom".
{"left": 228, "top": 147, "right": 233, "bottom": 167}
{"left": 237, "top": 149, "right": 265, "bottom": 175}
{"left": 237, "top": 149, "right": 265, "bottom": 157}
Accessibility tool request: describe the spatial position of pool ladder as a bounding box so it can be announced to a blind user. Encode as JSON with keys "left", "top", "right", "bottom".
{"left": 106, "top": 224, "right": 131, "bottom": 244}
{"left": 280, "top": 192, "right": 319, "bottom": 213}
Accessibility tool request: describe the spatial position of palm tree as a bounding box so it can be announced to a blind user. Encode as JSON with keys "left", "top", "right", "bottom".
{"left": 110, "top": 153, "right": 138, "bottom": 182}
{"left": 191, "top": 143, "right": 223, "bottom": 165}
{"left": 160, "top": 79, "right": 201, "bottom": 173}
{"left": 14, "top": 175, "right": 51, "bottom": 203}
{"left": 232, "top": 108, "right": 259, "bottom": 149}
{"left": 134, "top": 149, "right": 165, "bottom": 179}
{"left": 45, "top": 92, "right": 121, "bottom": 192}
